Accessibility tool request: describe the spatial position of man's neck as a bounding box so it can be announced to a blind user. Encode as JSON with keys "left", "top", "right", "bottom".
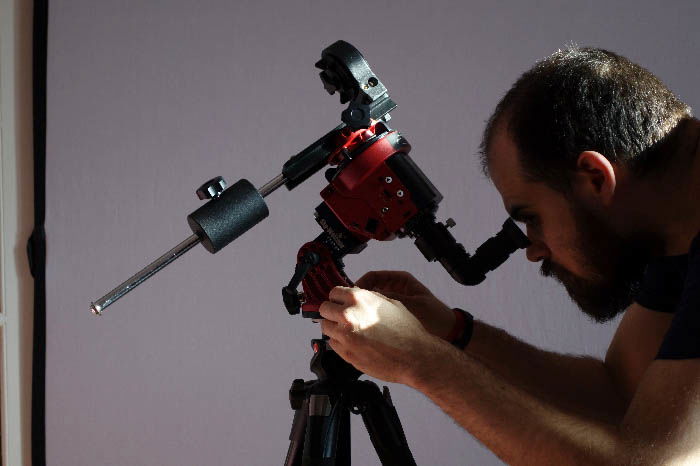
{"left": 623, "top": 118, "right": 700, "bottom": 256}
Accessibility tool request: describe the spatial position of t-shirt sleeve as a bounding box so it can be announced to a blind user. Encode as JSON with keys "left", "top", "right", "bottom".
{"left": 656, "top": 234, "right": 700, "bottom": 360}
{"left": 634, "top": 254, "right": 688, "bottom": 313}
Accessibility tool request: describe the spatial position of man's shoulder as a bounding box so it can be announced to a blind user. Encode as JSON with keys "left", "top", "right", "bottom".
{"left": 655, "top": 231, "right": 700, "bottom": 360}
{"left": 679, "top": 230, "right": 700, "bottom": 305}
{"left": 634, "top": 253, "right": 688, "bottom": 313}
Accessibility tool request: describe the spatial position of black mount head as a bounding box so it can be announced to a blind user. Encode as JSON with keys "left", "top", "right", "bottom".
{"left": 316, "top": 40, "right": 388, "bottom": 105}
{"left": 316, "top": 40, "right": 391, "bottom": 129}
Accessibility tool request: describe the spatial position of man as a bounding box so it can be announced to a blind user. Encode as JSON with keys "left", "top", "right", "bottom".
{"left": 318, "top": 47, "right": 700, "bottom": 465}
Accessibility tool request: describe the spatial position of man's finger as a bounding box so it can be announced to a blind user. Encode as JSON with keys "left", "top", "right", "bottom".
{"left": 355, "top": 271, "right": 381, "bottom": 289}
{"left": 320, "top": 319, "right": 340, "bottom": 339}
{"left": 328, "top": 338, "right": 352, "bottom": 361}
{"left": 355, "top": 270, "right": 400, "bottom": 289}
{"left": 319, "top": 300, "right": 347, "bottom": 323}
{"left": 328, "top": 286, "right": 354, "bottom": 304}
{"left": 371, "top": 289, "right": 404, "bottom": 302}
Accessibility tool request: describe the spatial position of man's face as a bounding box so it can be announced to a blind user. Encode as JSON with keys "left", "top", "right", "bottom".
{"left": 487, "top": 126, "right": 648, "bottom": 322}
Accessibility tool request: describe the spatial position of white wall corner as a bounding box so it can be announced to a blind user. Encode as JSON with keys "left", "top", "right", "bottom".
{"left": 1, "top": 0, "right": 36, "bottom": 465}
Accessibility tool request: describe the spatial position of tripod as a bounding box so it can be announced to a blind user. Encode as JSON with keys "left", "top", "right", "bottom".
{"left": 284, "top": 338, "right": 417, "bottom": 466}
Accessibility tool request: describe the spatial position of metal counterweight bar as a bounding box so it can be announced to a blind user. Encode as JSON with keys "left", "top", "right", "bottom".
{"left": 259, "top": 173, "right": 286, "bottom": 197}
{"left": 90, "top": 234, "right": 201, "bottom": 315}
{"left": 90, "top": 174, "right": 288, "bottom": 316}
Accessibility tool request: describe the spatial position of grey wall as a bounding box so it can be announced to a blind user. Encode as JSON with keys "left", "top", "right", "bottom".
{"left": 46, "top": 1, "right": 700, "bottom": 465}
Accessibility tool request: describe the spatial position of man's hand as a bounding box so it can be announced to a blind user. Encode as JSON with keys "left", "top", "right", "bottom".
{"left": 355, "top": 270, "right": 456, "bottom": 340}
{"left": 319, "top": 285, "right": 438, "bottom": 384}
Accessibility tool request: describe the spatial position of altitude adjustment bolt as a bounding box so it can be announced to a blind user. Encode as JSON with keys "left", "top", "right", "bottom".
{"left": 446, "top": 218, "right": 456, "bottom": 228}
{"left": 196, "top": 176, "right": 227, "bottom": 200}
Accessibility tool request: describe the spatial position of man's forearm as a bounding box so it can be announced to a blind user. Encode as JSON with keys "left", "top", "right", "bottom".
{"left": 409, "top": 336, "right": 624, "bottom": 466}
{"left": 464, "top": 320, "right": 626, "bottom": 422}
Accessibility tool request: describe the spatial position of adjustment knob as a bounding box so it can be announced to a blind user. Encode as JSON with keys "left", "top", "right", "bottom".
{"left": 196, "top": 176, "right": 227, "bottom": 200}
{"left": 282, "top": 287, "right": 303, "bottom": 315}
{"left": 289, "top": 379, "right": 306, "bottom": 410}
{"left": 324, "top": 168, "right": 338, "bottom": 183}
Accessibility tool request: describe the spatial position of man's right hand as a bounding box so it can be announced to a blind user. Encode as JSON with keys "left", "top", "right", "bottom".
{"left": 355, "top": 270, "right": 457, "bottom": 340}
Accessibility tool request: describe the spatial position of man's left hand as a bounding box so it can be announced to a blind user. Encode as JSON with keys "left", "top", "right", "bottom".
{"left": 319, "top": 286, "right": 438, "bottom": 384}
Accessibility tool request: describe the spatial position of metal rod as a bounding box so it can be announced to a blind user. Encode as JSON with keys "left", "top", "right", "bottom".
{"left": 91, "top": 174, "right": 286, "bottom": 316}
{"left": 90, "top": 234, "right": 201, "bottom": 315}
{"left": 258, "top": 173, "right": 286, "bottom": 197}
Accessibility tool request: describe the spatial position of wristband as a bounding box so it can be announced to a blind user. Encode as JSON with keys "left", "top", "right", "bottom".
{"left": 447, "top": 308, "right": 474, "bottom": 350}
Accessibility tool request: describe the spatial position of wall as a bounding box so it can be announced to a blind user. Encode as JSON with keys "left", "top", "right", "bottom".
{"left": 46, "top": 1, "right": 700, "bottom": 465}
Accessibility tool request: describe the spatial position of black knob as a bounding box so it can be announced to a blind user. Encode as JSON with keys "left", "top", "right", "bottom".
{"left": 289, "top": 379, "right": 307, "bottom": 410}
{"left": 282, "top": 287, "right": 302, "bottom": 315}
{"left": 196, "top": 176, "right": 227, "bottom": 200}
{"left": 324, "top": 168, "right": 338, "bottom": 183}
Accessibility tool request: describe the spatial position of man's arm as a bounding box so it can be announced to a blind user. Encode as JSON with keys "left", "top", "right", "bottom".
{"left": 467, "top": 320, "right": 626, "bottom": 423}
{"left": 464, "top": 303, "right": 673, "bottom": 423}
{"left": 620, "top": 359, "right": 700, "bottom": 465}
{"left": 604, "top": 303, "right": 674, "bottom": 403}
{"left": 409, "top": 337, "right": 700, "bottom": 466}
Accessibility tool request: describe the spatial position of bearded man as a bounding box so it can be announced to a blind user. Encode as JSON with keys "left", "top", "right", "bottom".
{"left": 319, "top": 47, "right": 700, "bottom": 465}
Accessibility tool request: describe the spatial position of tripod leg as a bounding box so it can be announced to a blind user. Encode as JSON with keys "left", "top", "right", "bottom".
{"left": 286, "top": 378, "right": 315, "bottom": 466}
{"left": 301, "top": 392, "right": 351, "bottom": 466}
{"left": 285, "top": 398, "right": 308, "bottom": 466}
{"left": 353, "top": 382, "right": 417, "bottom": 466}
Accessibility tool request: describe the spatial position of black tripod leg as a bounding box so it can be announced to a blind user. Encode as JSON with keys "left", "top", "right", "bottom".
{"left": 285, "top": 397, "right": 309, "bottom": 466}
{"left": 301, "top": 392, "right": 351, "bottom": 466}
{"left": 354, "top": 382, "right": 417, "bottom": 466}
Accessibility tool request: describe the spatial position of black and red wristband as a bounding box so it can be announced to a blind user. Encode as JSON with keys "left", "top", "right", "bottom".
{"left": 447, "top": 308, "right": 474, "bottom": 350}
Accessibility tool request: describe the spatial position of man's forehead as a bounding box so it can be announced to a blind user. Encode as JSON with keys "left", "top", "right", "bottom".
{"left": 486, "top": 127, "right": 569, "bottom": 219}
{"left": 485, "top": 125, "right": 530, "bottom": 209}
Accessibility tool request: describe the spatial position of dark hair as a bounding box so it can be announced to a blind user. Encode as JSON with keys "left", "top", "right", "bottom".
{"left": 480, "top": 47, "right": 692, "bottom": 190}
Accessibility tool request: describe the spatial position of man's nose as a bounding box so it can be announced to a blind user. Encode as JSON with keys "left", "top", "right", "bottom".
{"left": 525, "top": 241, "right": 549, "bottom": 263}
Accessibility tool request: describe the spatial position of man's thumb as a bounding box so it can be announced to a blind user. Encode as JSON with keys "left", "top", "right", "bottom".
{"left": 375, "top": 290, "right": 405, "bottom": 301}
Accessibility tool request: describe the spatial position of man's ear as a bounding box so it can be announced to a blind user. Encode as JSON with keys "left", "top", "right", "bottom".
{"left": 572, "top": 151, "right": 617, "bottom": 206}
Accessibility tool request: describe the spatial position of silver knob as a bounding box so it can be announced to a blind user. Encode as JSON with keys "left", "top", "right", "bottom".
{"left": 196, "top": 176, "right": 227, "bottom": 200}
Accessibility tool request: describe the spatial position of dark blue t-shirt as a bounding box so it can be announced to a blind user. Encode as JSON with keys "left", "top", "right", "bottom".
{"left": 634, "top": 233, "right": 700, "bottom": 359}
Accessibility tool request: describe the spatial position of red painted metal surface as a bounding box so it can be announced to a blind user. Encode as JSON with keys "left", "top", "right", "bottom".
{"left": 297, "top": 122, "right": 420, "bottom": 314}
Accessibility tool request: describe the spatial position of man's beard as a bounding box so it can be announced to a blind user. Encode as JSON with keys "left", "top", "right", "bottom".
{"left": 540, "top": 204, "right": 653, "bottom": 323}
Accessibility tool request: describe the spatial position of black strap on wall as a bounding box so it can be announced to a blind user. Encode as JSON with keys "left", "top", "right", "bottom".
{"left": 28, "top": 0, "right": 48, "bottom": 464}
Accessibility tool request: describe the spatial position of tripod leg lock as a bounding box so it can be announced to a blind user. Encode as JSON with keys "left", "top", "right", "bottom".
{"left": 289, "top": 379, "right": 308, "bottom": 411}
